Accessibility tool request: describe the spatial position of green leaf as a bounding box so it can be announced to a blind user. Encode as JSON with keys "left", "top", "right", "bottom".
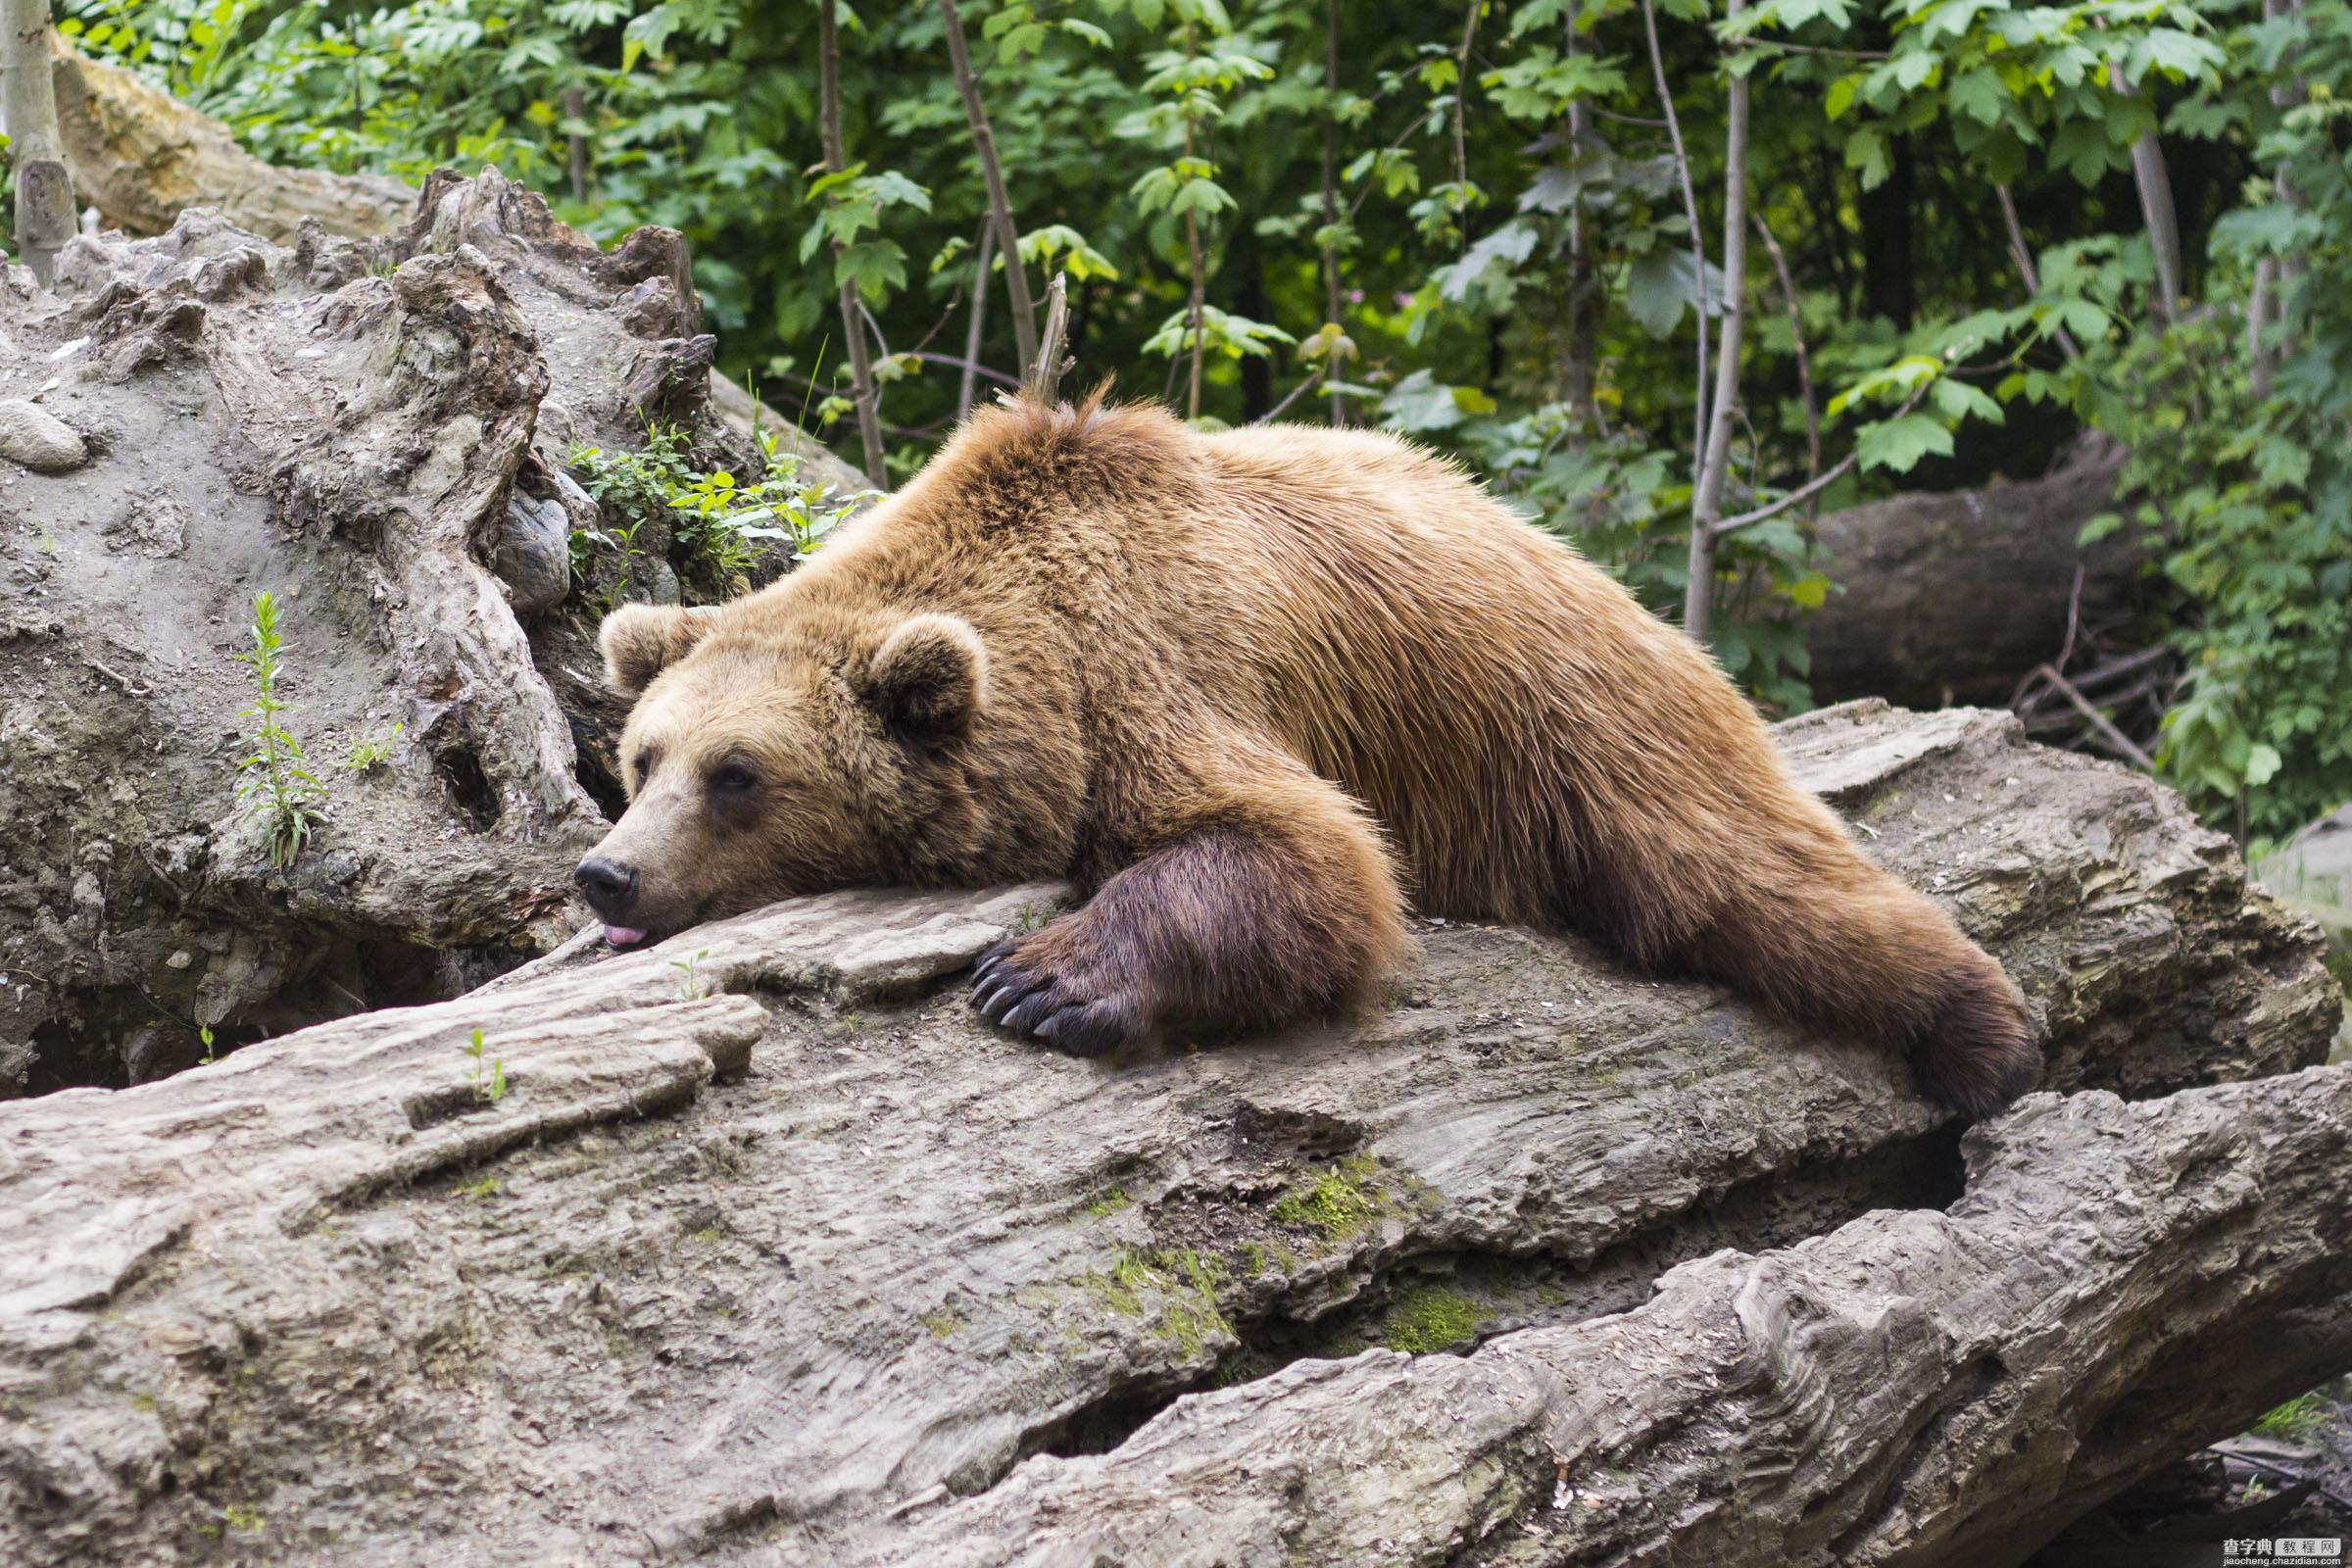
{"left": 2077, "top": 512, "right": 2125, "bottom": 546}
{"left": 1930, "top": 377, "right": 2005, "bottom": 427}
{"left": 1947, "top": 68, "right": 2005, "bottom": 125}
{"left": 1379, "top": 369, "right": 1469, "bottom": 433}
{"left": 1625, "top": 247, "right": 1695, "bottom": 337}
{"left": 1855, "top": 413, "right": 1954, "bottom": 474}
{"left": 1844, "top": 126, "right": 1891, "bottom": 191}
{"left": 1786, "top": 571, "right": 1832, "bottom": 610}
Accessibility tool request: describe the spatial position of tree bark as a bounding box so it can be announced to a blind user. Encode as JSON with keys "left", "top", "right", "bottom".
{"left": 2110, "top": 60, "right": 2184, "bottom": 320}
{"left": 43, "top": 32, "right": 409, "bottom": 242}
{"left": 1, "top": 0, "right": 74, "bottom": 284}
{"left": 1683, "top": 0, "right": 1747, "bottom": 643}
{"left": 0, "top": 701, "right": 2337, "bottom": 1564}
{"left": 939, "top": 0, "right": 1037, "bottom": 383}
{"left": 1320, "top": 0, "right": 1348, "bottom": 425}
{"left": 889, "top": 1064, "right": 2352, "bottom": 1568}
{"left": 958, "top": 220, "right": 994, "bottom": 421}
{"left": 818, "top": 0, "right": 889, "bottom": 484}
{"left": 1182, "top": 20, "right": 1206, "bottom": 421}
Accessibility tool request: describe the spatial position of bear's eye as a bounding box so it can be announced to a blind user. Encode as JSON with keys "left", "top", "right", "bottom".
{"left": 708, "top": 762, "right": 758, "bottom": 794}
{"left": 632, "top": 749, "right": 657, "bottom": 787}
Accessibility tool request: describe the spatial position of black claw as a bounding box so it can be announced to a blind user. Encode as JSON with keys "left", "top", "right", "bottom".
{"left": 1035, "top": 1002, "right": 1128, "bottom": 1058}
{"left": 979, "top": 981, "right": 1025, "bottom": 1023}
{"left": 1001, "top": 991, "right": 1058, "bottom": 1035}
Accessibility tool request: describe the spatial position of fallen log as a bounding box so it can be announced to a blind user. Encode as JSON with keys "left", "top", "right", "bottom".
{"left": 0, "top": 702, "right": 2338, "bottom": 1565}
{"left": 46, "top": 32, "right": 414, "bottom": 243}
{"left": 1800, "top": 441, "right": 2141, "bottom": 710}
{"left": 889, "top": 1066, "right": 2352, "bottom": 1568}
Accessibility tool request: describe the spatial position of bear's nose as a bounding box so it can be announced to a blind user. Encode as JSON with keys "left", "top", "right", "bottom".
{"left": 573, "top": 856, "right": 640, "bottom": 916}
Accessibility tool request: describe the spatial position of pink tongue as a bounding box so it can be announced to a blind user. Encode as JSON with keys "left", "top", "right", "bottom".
{"left": 604, "top": 924, "right": 648, "bottom": 948}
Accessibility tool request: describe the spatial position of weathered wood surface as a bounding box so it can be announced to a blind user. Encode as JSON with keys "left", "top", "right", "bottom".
{"left": 891, "top": 1067, "right": 2352, "bottom": 1568}
{"left": 47, "top": 33, "right": 415, "bottom": 243}
{"left": 0, "top": 702, "right": 2339, "bottom": 1565}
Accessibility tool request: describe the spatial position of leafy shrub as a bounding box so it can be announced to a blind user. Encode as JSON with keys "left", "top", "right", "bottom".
{"left": 570, "top": 418, "right": 864, "bottom": 608}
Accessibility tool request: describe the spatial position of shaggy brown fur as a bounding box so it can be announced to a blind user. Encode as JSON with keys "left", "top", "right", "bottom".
{"left": 582, "top": 392, "right": 2040, "bottom": 1118}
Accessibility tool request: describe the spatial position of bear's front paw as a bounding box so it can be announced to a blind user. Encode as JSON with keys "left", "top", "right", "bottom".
{"left": 969, "top": 936, "right": 1144, "bottom": 1057}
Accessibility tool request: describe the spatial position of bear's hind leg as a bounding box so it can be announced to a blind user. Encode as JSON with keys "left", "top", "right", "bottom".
{"left": 971, "top": 752, "right": 1407, "bottom": 1054}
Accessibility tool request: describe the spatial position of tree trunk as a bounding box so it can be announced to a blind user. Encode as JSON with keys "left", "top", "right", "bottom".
{"left": 0, "top": 701, "right": 2338, "bottom": 1564}
{"left": 1683, "top": 0, "right": 1747, "bottom": 643}
{"left": 1320, "top": 0, "right": 1348, "bottom": 425}
{"left": 1181, "top": 19, "right": 1206, "bottom": 422}
{"left": 1640, "top": 0, "right": 1710, "bottom": 473}
{"left": 939, "top": 0, "right": 1037, "bottom": 383}
{"left": 2111, "top": 60, "right": 2184, "bottom": 320}
{"left": 958, "top": 220, "right": 994, "bottom": 421}
{"left": 1, "top": 0, "right": 74, "bottom": 283}
{"left": 817, "top": 0, "right": 888, "bottom": 485}
{"left": 562, "top": 84, "right": 589, "bottom": 203}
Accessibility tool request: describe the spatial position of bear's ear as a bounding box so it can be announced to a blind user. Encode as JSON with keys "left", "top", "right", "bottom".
{"left": 600, "top": 605, "right": 714, "bottom": 695}
{"left": 857, "top": 613, "right": 988, "bottom": 740}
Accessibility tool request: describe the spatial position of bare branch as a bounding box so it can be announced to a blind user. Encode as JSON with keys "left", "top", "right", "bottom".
{"left": 1026, "top": 272, "right": 1071, "bottom": 406}
{"left": 818, "top": 0, "right": 888, "bottom": 486}
{"left": 2029, "top": 661, "right": 2156, "bottom": 771}
{"left": 1995, "top": 183, "right": 2081, "bottom": 360}
{"left": 1685, "top": 0, "right": 1750, "bottom": 643}
{"left": 1751, "top": 208, "right": 1819, "bottom": 504}
{"left": 1639, "top": 0, "right": 1711, "bottom": 475}
{"left": 939, "top": 0, "right": 1038, "bottom": 380}
{"left": 958, "top": 220, "right": 993, "bottom": 420}
{"left": 1252, "top": 361, "right": 1330, "bottom": 426}
{"left": 918, "top": 350, "right": 1020, "bottom": 392}
{"left": 1709, "top": 377, "right": 1931, "bottom": 539}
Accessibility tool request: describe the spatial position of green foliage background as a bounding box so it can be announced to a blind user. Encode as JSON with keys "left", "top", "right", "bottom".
{"left": 23, "top": 0, "right": 2351, "bottom": 846}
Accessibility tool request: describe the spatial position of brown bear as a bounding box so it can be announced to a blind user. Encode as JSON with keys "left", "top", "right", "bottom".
{"left": 578, "top": 390, "right": 2040, "bottom": 1118}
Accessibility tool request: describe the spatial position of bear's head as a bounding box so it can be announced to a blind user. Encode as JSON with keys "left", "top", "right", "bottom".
{"left": 572, "top": 601, "right": 992, "bottom": 947}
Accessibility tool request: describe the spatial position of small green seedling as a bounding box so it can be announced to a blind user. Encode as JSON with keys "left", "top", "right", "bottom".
{"left": 343, "top": 720, "right": 404, "bottom": 772}
{"left": 463, "top": 1027, "right": 508, "bottom": 1104}
{"left": 670, "top": 948, "right": 713, "bottom": 1001}
{"left": 198, "top": 1025, "right": 217, "bottom": 1065}
{"left": 235, "top": 591, "right": 325, "bottom": 868}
